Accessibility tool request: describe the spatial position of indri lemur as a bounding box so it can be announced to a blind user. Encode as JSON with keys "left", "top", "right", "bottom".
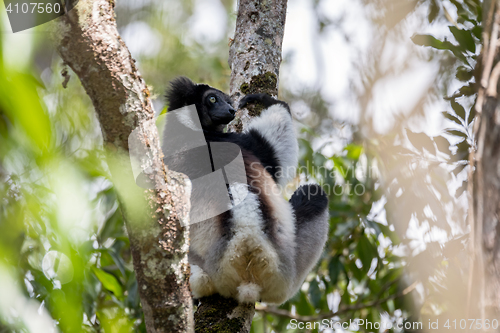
{"left": 165, "top": 77, "right": 329, "bottom": 304}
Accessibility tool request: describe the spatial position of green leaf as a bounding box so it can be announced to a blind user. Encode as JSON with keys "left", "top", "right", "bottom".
{"left": 344, "top": 144, "right": 363, "bottom": 160}
{"left": 347, "top": 260, "right": 364, "bottom": 281}
{"left": 108, "top": 249, "right": 127, "bottom": 278}
{"left": 428, "top": 0, "right": 440, "bottom": 23}
{"left": 126, "top": 278, "right": 140, "bottom": 309}
{"left": 446, "top": 129, "right": 468, "bottom": 139}
{"left": 298, "top": 138, "right": 314, "bottom": 167}
{"left": 313, "top": 152, "right": 327, "bottom": 168}
{"left": 471, "top": 26, "right": 482, "bottom": 39}
{"left": 357, "top": 234, "right": 375, "bottom": 272}
{"left": 296, "top": 291, "right": 314, "bottom": 315}
{"left": 91, "top": 266, "right": 123, "bottom": 297}
{"left": 468, "top": 106, "right": 476, "bottom": 124}
{"left": 411, "top": 34, "right": 444, "bottom": 49}
{"left": 456, "top": 66, "right": 474, "bottom": 82}
{"left": 457, "top": 83, "right": 476, "bottom": 96}
{"left": 98, "top": 250, "right": 115, "bottom": 267}
{"left": 99, "top": 209, "right": 124, "bottom": 241}
{"left": 442, "top": 111, "right": 462, "bottom": 125}
{"left": 308, "top": 279, "right": 322, "bottom": 308}
{"left": 376, "top": 222, "right": 400, "bottom": 244}
{"left": 449, "top": 26, "right": 476, "bottom": 53}
{"left": 0, "top": 71, "right": 52, "bottom": 151}
{"left": 328, "top": 256, "right": 343, "bottom": 285}
{"left": 451, "top": 100, "right": 466, "bottom": 120}
{"left": 411, "top": 34, "right": 471, "bottom": 65}
{"left": 443, "top": 41, "right": 470, "bottom": 65}
{"left": 455, "top": 140, "right": 470, "bottom": 161}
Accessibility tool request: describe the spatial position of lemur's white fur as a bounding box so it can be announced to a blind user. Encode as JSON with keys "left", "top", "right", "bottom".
{"left": 190, "top": 264, "right": 215, "bottom": 299}
{"left": 246, "top": 105, "right": 298, "bottom": 186}
{"left": 237, "top": 283, "right": 262, "bottom": 303}
{"left": 190, "top": 181, "right": 296, "bottom": 303}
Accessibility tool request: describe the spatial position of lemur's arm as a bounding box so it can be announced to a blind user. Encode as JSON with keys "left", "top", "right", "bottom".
{"left": 239, "top": 93, "right": 291, "bottom": 114}
{"left": 239, "top": 94, "right": 298, "bottom": 187}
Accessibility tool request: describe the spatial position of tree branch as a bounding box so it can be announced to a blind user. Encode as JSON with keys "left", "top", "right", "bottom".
{"left": 256, "top": 281, "right": 419, "bottom": 322}
{"left": 228, "top": 0, "right": 288, "bottom": 132}
{"left": 53, "top": 1, "right": 193, "bottom": 332}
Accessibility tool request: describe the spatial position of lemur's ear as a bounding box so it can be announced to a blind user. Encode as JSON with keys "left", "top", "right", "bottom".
{"left": 166, "top": 77, "right": 197, "bottom": 111}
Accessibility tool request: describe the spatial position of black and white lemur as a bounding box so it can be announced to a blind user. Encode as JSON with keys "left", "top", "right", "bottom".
{"left": 165, "top": 77, "right": 329, "bottom": 304}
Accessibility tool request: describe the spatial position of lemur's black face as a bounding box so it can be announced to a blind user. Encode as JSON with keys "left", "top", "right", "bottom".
{"left": 203, "top": 89, "right": 235, "bottom": 123}
{"left": 197, "top": 88, "right": 235, "bottom": 130}
{"left": 166, "top": 77, "right": 235, "bottom": 132}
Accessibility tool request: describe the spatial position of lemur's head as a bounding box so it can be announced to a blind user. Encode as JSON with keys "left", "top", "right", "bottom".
{"left": 166, "top": 77, "right": 235, "bottom": 131}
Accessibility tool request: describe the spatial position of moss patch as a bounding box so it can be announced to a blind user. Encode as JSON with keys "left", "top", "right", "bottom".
{"left": 240, "top": 82, "right": 250, "bottom": 95}
{"left": 239, "top": 72, "right": 277, "bottom": 96}
{"left": 194, "top": 294, "right": 246, "bottom": 333}
{"left": 239, "top": 72, "right": 278, "bottom": 117}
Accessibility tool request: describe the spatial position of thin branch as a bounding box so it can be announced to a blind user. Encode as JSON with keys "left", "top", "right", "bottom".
{"left": 481, "top": 0, "right": 499, "bottom": 90}
{"left": 476, "top": 0, "right": 498, "bottom": 113}
{"left": 486, "top": 60, "right": 500, "bottom": 97}
{"left": 256, "top": 281, "right": 419, "bottom": 322}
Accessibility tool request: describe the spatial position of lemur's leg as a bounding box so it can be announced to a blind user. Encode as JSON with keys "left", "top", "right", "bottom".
{"left": 239, "top": 94, "right": 298, "bottom": 186}
{"left": 289, "top": 184, "right": 329, "bottom": 291}
{"left": 188, "top": 251, "right": 216, "bottom": 299}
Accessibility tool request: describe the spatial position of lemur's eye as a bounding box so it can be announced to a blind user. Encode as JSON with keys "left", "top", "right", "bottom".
{"left": 209, "top": 96, "right": 217, "bottom": 103}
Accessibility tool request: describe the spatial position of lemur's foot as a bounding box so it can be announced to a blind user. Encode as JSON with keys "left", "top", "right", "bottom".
{"left": 190, "top": 265, "right": 216, "bottom": 299}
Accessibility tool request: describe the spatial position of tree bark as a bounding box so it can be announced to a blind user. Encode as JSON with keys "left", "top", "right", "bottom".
{"left": 469, "top": 0, "right": 500, "bottom": 325}
{"left": 228, "top": 0, "right": 288, "bottom": 132}
{"left": 53, "top": 1, "right": 193, "bottom": 332}
{"left": 193, "top": 1, "right": 288, "bottom": 332}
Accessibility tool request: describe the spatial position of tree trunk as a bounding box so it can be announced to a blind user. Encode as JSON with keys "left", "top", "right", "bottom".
{"left": 53, "top": 1, "right": 193, "bottom": 332}
{"left": 228, "top": 0, "right": 288, "bottom": 132}
{"left": 193, "top": 0, "right": 288, "bottom": 332}
{"left": 469, "top": 0, "right": 500, "bottom": 325}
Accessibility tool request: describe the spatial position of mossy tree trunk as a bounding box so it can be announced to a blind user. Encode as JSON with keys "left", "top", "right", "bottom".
{"left": 227, "top": 0, "right": 288, "bottom": 133}
{"left": 53, "top": 1, "right": 193, "bottom": 332}
{"left": 193, "top": 1, "right": 288, "bottom": 332}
